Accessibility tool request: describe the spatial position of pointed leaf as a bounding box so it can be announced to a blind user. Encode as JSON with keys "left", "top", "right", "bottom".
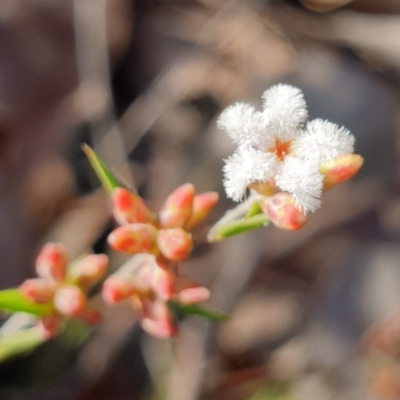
{"left": 168, "top": 301, "right": 229, "bottom": 322}
{"left": 82, "top": 144, "right": 119, "bottom": 194}
{"left": 207, "top": 214, "right": 270, "bottom": 242}
{"left": 0, "top": 289, "right": 53, "bottom": 316}
{"left": 245, "top": 200, "right": 262, "bottom": 219}
{"left": 0, "top": 328, "right": 45, "bottom": 362}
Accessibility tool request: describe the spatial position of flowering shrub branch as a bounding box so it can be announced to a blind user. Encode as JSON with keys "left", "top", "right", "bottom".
{"left": 0, "top": 84, "right": 363, "bottom": 361}
{"left": 210, "top": 84, "right": 363, "bottom": 240}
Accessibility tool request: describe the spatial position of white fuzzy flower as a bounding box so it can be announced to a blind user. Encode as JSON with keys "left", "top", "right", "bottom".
{"left": 262, "top": 84, "right": 308, "bottom": 140}
{"left": 217, "top": 103, "right": 269, "bottom": 147}
{"left": 275, "top": 157, "right": 323, "bottom": 213}
{"left": 218, "top": 84, "right": 356, "bottom": 213}
{"left": 223, "top": 147, "right": 274, "bottom": 201}
{"left": 293, "top": 119, "right": 355, "bottom": 165}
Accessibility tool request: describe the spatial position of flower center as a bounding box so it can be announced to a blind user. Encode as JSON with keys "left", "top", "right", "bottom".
{"left": 267, "top": 138, "right": 292, "bottom": 161}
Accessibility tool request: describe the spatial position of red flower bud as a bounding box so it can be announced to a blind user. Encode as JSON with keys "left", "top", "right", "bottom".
{"left": 112, "top": 188, "right": 153, "bottom": 225}
{"left": 157, "top": 228, "right": 193, "bottom": 261}
{"left": 108, "top": 224, "right": 158, "bottom": 254}
{"left": 77, "top": 307, "right": 102, "bottom": 325}
{"left": 141, "top": 301, "right": 176, "bottom": 338}
{"left": 54, "top": 285, "right": 85, "bottom": 317}
{"left": 67, "top": 254, "right": 108, "bottom": 288}
{"left": 260, "top": 192, "right": 307, "bottom": 231}
{"left": 159, "top": 183, "right": 195, "bottom": 228}
{"left": 38, "top": 315, "right": 61, "bottom": 339}
{"left": 36, "top": 243, "right": 67, "bottom": 282}
{"left": 320, "top": 154, "right": 363, "bottom": 190}
{"left": 102, "top": 275, "right": 136, "bottom": 304}
{"left": 175, "top": 276, "right": 210, "bottom": 304}
{"left": 185, "top": 192, "right": 219, "bottom": 229}
{"left": 152, "top": 264, "right": 175, "bottom": 300}
{"left": 20, "top": 279, "right": 56, "bottom": 304}
{"left": 178, "top": 286, "right": 210, "bottom": 305}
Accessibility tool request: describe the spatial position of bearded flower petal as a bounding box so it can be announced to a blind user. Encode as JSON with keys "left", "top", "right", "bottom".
{"left": 276, "top": 157, "right": 323, "bottom": 213}
{"left": 294, "top": 119, "right": 355, "bottom": 165}
{"left": 262, "top": 84, "right": 308, "bottom": 141}
{"left": 217, "top": 103, "right": 270, "bottom": 147}
{"left": 223, "top": 147, "right": 275, "bottom": 202}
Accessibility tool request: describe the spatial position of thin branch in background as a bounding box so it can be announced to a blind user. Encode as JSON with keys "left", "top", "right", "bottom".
{"left": 72, "top": 0, "right": 134, "bottom": 189}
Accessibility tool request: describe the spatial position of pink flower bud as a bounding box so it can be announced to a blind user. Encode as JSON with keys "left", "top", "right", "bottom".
{"left": 159, "top": 183, "right": 195, "bottom": 228}
{"left": 141, "top": 301, "right": 176, "bottom": 338}
{"left": 152, "top": 264, "right": 175, "bottom": 300}
{"left": 102, "top": 275, "right": 136, "bottom": 304}
{"left": 112, "top": 188, "right": 153, "bottom": 225}
{"left": 54, "top": 285, "right": 85, "bottom": 317}
{"left": 157, "top": 228, "right": 193, "bottom": 261}
{"left": 107, "top": 223, "right": 158, "bottom": 254}
{"left": 260, "top": 192, "right": 307, "bottom": 231}
{"left": 77, "top": 307, "right": 102, "bottom": 325}
{"left": 35, "top": 243, "right": 67, "bottom": 282}
{"left": 67, "top": 254, "right": 108, "bottom": 288}
{"left": 175, "top": 276, "right": 210, "bottom": 304}
{"left": 320, "top": 154, "right": 364, "bottom": 190}
{"left": 20, "top": 279, "right": 56, "bottom": 303}
{"left": 178, "top": 286, "right": 210, "bottom": 305}
{"left": 37, "top": 315, "right": 61, "bottom": 339}
{"left": 185, "top": 192, "right": 219, "bottom": 229}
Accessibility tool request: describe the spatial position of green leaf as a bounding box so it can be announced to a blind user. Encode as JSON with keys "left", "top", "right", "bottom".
{"left": 247, "top": 384, "right": 291, "bottom": 400}
{"left": 0, "top": 328, "right": 45, "bottom": 362}
{"left": 168, "top": 301, "right": 229, "bottom": 322}
{"left": 245, "top": 200, "right": 262, "bottom": 219}
{"left": 0, "top": 289, "right": 53, "bottom": 316}
{"left": 82, "top": 144, "right": 119, "bottom": 194}
{"left": 207, "top": 213, "right": 270, "bottom": 242}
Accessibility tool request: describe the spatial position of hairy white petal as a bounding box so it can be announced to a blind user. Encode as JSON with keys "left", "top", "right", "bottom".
{"left": 223, "top": 147, "right": 275, "bottom": 201}
{"left": 217, "top": 103, "right": 270, "bottom": 147}
{"left": 293, "top": 119, "right": 355, "bottom": 165}
{"left": 262, "top": 84, "right": 308, "bottom": 141}
{"left": 275, "top": 157, "right": 323, "bottom": 213}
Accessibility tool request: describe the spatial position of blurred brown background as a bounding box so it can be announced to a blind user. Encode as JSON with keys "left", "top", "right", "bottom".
{"left": 1, "top": 0, "right": 400, "bottom": 399}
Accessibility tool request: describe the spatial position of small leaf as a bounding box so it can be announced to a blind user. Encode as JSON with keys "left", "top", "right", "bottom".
{"left": 207, "top": 214, "right": 270, "bottom": 242}
{"left": 82, "top": 144, "right": 119, "bottom": 194}
{"left": 0, "top": 328, "right": 45, "bottom": 362}
{"left": 0, "top": 289, "right": 53, "bottom": 316}
{"left": 168, "top": 301, "right": 229, "bottom": 322}
{"left": 245, "top": 200, "right": 262, "bottom": 219}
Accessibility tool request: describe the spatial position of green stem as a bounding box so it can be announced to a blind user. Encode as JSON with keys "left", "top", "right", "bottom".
{"left": 0, "top": 328, "right": 45, "bottom": 362}
{"left": 208, "top": 213, "right": 270, "bottom": 242}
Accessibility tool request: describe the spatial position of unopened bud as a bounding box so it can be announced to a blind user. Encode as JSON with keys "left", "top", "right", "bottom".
{"left": 36, "top": 243, "right": 67, "bottom": 282}
{"left": 20, "top": 279, "right": 56, "bottom": 304}
{"left": 260, "top": 192, "right": 307, "bottom": 231}
{"left": 157, "top": 228, "right": 193, "bottom": 261}
{"left": 152, "top": 264, "right": 175, "bottom": 300}
{"left": 112, "top": 188, "right": 153, "bottom": 225}
{"left": 54, "top": 285, "right": 85, "bottom": 317}
{"left": 320, "top": 154, "right": 363, "bottom": 190}
{"left": 77, "top": 307, "right": 102, "bottom": 325}
{"left": 175, "top": 276, "right": 210, "bottom": 304}
{"left": 38, "top": 315, "right": 61, "bottom": 339}
{"left": 102, "top": 275, "right": 136, "bottom": 304}
{"left": 159, "top": 183, "right": 195, "bottom": 228}
{"left": 67, "top": 254, "right": 108, "bottom": 288}
{"left": 178, "top": 286, "right": 210, "bottom": 305}
{"left": 185, "top": 192, "right": 219, "bottom": 229}
{"left": 141, "top": 301, "right": 176, "bottom": 338}
{"left": 107, "top": 223, "right": 157, "bottom": 254}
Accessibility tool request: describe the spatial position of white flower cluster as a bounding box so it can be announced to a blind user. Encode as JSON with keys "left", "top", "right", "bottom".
{"left": 218, "top": 84, "right": 355, "bottom": 213}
